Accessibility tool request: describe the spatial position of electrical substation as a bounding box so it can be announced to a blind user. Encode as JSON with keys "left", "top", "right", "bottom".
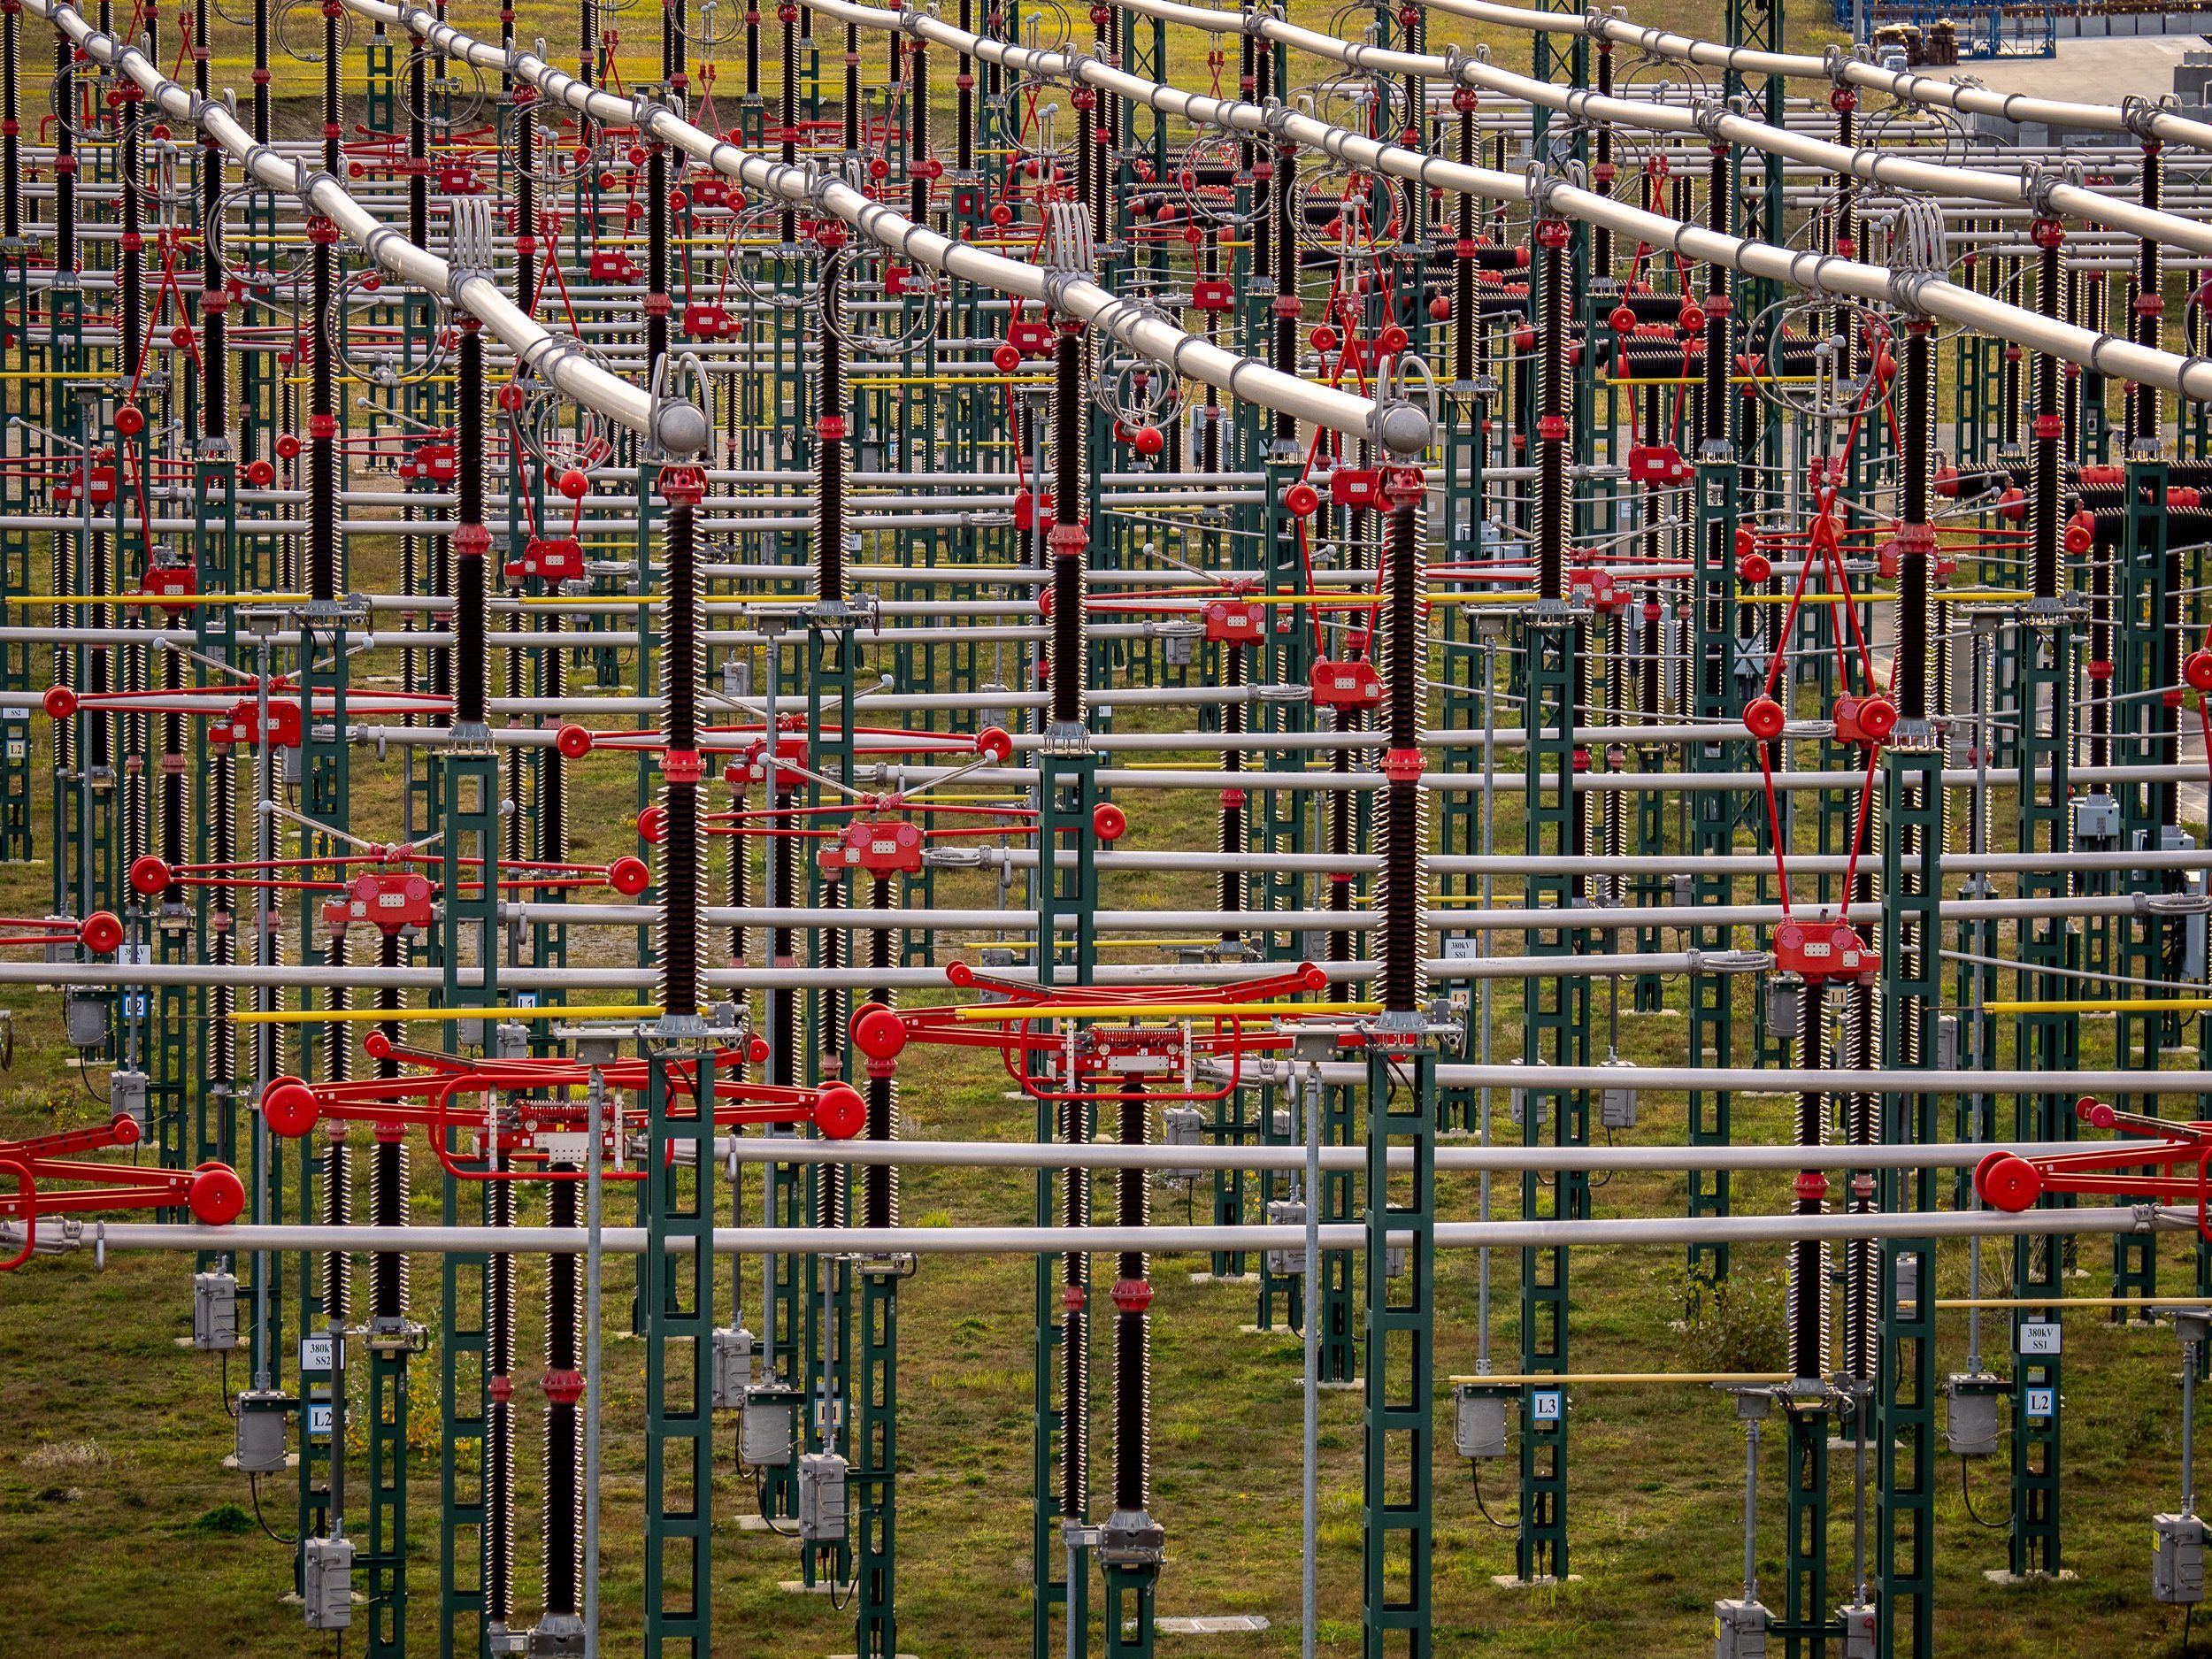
{"left": 15, "top": 0, "right": 2212, "bottom": 1653}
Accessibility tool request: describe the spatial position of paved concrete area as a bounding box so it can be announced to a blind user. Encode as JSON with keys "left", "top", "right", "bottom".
{"left": 1955, "top": 31, "right": 2207, "bottom": 104}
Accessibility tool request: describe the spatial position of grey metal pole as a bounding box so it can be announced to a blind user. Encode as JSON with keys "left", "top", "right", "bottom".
{"left": 1742, "top": 1411, "right": 1759, "bottom": 1602}
{"left": 1476, "top": 634, "right": 1496, "bottom": 1376}
{"left": 583, "top": 1064, "right": 606, "bottom": 1659}
{"left": 1300, "top": 1058, "right": 1321, "bottom": 1659}
{"left": 251, "top": 623, "right": 274, "bottom": 1390}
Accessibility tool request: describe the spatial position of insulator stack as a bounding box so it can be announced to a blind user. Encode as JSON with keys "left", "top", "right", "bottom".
{"left": 456, "top": 319, "right": 488, "bottom": 726}
{"left": 324, "top": 934, "right": 349, "bottom": 1085}
{"left": 1786, "top": 979, "right": 1829, "bottom": 1386}
{"left": 486, "top": 1172, "right": 517, "bottom": 1627}
{"left": 542, "top": 1173, "right": 584, "bottom": 1620}
{"left": 1048, "top": 319, "right": 1087, "bottom": 730}
{"left": 1060, "top": 1087, "right": 1088, "bottom": 1523}
{"left": 372, "top": 1133, "right": 410, "bottom": 1321}
{"left": 1113, "top": 1076, "right": 1148, "bottom": 1517}
{"left": 2132, "top": 139, "right": 2162, "bottom": 450}
{"left": 864, "top": 873, "right": 898, "bottom": 1231}
{"left": 321, "top": 1132, "right": 350, "bottom": 1325}
{"left": 656, "top": 474, "right": 705, "bottom": 1019}
{"left": 1376, "top": 480, "right": 1427, "bottom": 1016}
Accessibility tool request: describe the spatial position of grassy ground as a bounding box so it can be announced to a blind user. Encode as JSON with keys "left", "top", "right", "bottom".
{"left": 3, "top": 541, "right": 2212, "bottom": 1659}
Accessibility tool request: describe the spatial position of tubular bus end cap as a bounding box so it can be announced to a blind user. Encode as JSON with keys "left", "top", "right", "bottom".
{"left": 1374, "top": 401, "right": 1432, "bottom": 458}
{"left": 654, "top": 400, "right": 711, "bottom": 457}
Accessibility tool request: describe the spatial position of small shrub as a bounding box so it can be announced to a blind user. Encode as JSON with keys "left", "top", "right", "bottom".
{"left": 191, "top": 1503, "right": 255, "bottom": 1535}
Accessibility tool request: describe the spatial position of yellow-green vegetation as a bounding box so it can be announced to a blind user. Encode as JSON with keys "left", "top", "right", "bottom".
{"left": 2, "top": 528, "right": 2209, "bottom": 1656}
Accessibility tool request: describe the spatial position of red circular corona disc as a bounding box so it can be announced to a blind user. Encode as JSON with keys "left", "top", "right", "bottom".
{"left": 189, "top": 1164, "right": 249, "bottom": 1225}
{"left": 261, "top": 1080, "right": 322, "bottom": 1139}
{"left": 1973, "top": 1151, "right": 2042, "bottom": 1214}
{"left": 852, "top": 1004, "right": 908, "bottom": 1062}
{"left": 814, "top": 1084, "right": 867, "bottom": 1140}
{"left": 1741, "top": 697, "right": 1786, "bottom": 741}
